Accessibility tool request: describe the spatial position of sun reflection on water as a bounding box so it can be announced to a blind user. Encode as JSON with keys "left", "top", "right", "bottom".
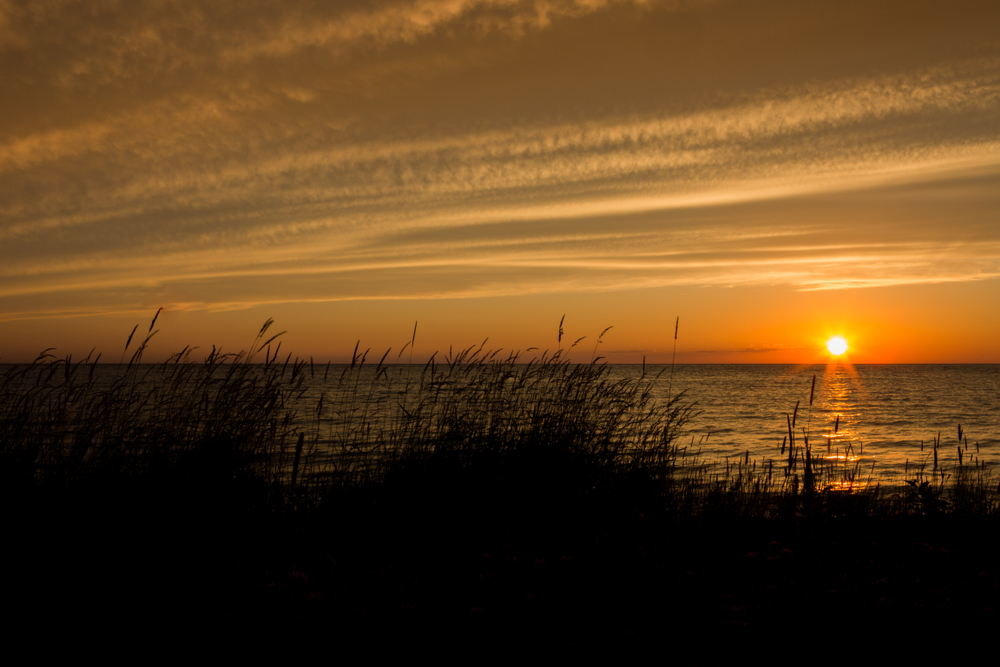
{"left": 801, "top": 360, "right": 875, "bottom": 490}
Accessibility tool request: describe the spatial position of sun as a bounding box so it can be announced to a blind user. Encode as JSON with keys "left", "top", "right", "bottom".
{"left": 826, "top": 336, "right": 849, "bottom": 356}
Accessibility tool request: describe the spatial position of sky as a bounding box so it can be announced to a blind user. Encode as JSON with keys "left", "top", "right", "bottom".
{"left": 2, "top": 0, "right": 999, "bottom": 363}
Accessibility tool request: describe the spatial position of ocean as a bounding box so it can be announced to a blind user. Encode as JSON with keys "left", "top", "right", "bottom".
{"left": 5, "top": 361, "right": 997, "bottom": 485}
{"left": 288, "top": 362, "right": 1000, "bottom": 483}
{"left": 610, "top": 363, "right": 1000, "bottom": 481}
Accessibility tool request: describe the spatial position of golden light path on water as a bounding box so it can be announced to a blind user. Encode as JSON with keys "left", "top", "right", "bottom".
{"left": 763, "top": 358, "right": 874, "bottom": 492}
{"left": 817, "top": 360, "right": 868, "bottom": 490}
{"left": 650, "top": 357, "right": 1000, "bottom": 494}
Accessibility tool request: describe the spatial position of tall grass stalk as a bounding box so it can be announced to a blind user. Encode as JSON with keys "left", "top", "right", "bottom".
{"left": 2, "top": 316, "right": 996, "bottom": 522}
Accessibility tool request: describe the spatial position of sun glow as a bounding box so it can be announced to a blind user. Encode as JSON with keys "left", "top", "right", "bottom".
{"left": 826, "top": 336, "right": 849, "bottom": 356}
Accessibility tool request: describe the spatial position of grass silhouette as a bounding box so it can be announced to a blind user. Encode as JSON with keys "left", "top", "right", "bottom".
{"left": 2, "top": 314, "right": 998, "bottom": 650}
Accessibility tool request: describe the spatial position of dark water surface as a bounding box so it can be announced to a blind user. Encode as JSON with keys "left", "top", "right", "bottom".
{"left": 291, "top": 362, "right": 1000, "bottom": 482}
{"left": 6, "top": 362, "right": 997, "bottom": 483}
{"left": 619, "top": 364, "right": 1000, "bottom": 481}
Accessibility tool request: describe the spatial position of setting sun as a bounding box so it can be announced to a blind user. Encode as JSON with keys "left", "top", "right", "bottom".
{"left": 826, "top": 336, "right": 849, "bottom": 356}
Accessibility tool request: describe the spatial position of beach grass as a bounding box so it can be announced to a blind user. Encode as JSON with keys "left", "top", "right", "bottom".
{"left": 2, "top": 315, "right": 999, "bottom": 648}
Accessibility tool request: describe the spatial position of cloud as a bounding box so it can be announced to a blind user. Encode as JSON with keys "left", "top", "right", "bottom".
{"left": 0, "top": 0, "right": 658, "bottom": 89}
{"left": 3, "top": 0, "right": 1000, "bottom": 320}
{"left": 5, "top": 59, "right": 998, "bottom": 234}
{"left": 697, "top": 345, "right": 819, "bottom": 354}
{"left": 239, "top": 0, "right": 654, "bottom": 60}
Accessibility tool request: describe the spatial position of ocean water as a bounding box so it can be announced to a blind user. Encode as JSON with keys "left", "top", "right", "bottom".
{"left": 288, "top": 362, "right": 1000, "bottom": 482}
{"left": 6, "top": 362, "right": 998, "bottom": 484}
{"left": 610, "top": 363, "right": 1000, "bottom": 480}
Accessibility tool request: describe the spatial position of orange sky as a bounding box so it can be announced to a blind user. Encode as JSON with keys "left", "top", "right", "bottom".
{"left": 2, "top": 0, "right": 999, "bottom": 363}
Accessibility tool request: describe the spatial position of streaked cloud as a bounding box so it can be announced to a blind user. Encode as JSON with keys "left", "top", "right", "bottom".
{"left": 2, "top": 0, "right": 999, "bottom": 325}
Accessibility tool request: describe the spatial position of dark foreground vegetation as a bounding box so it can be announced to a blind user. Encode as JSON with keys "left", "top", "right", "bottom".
{"left": 3, "top": 318, "right": 998, "bottom": 653}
